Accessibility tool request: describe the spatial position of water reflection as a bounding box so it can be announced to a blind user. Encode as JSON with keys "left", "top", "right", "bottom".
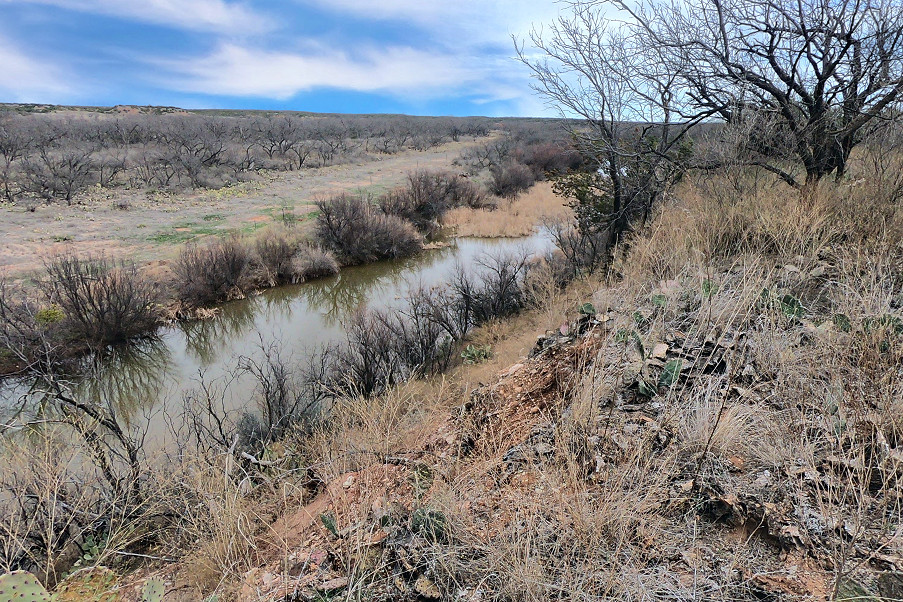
{"left": 0, "top": 234, "right": 555, "bottom": 442}
{"left": 0, "top": 338, "right": 171, "bottom": 435}
{"left": 179, "top": 295, "right": 258, "bottom": 364}
{"left": 296, "top": 244, "right": 456, "bottom": 323}
{"left": 74, "top": 338, "right": 174, "bottom": 428}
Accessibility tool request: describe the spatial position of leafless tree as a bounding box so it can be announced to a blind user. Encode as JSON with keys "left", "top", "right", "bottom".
{"left": 0, "top": 116, "right": 33, "bottom": 203}
{"left": 548, "top": 0, "right": 903, "bottom": 187}
{"left": 517, "top": 5, "right": 700, "bottom": 254}
{"left": 22, "top": 145, "right": 97, "bottom": 205}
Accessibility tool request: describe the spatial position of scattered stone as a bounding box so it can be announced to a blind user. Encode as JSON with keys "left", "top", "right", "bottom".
{"left": 878, "top": 572, "right": 903, "bottom": 600}
{"left": 414, "top": 575, "right": 442, "bottom": 599}
{"left": 317, "top": 577, "right": 349, "bottom": 593}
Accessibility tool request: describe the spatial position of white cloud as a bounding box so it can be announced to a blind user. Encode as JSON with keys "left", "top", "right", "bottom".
{"left": 297, "top": 0, "right": 562, "bottom": 45}
{"left": 4, "top": 0, "right": 270, "bottom": 33}
{"left": 159, "top": 43, "right": 496, "bottom": 99}
{"left": 0, "top": 35, "right": 71, "bottom": 102}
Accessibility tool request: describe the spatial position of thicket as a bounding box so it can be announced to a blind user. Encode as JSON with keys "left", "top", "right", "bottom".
{"left": 0, "top": 255, "right": 160, "bottom": 372}
{"left": 378, "top": 171, "right": 486, "bottom": 236}
{"left": 0, "top": 111, "right": 538, "bottom": 207}
{"left": 314, "top": 169, "right": 497, "bottom": 265}
{"left": 171, "top": 229, "right": 340, "bottom": 307}
{"left": 314, "top": 194, "right": 422, "bottom": 265}
{"left": 331, "top": 249, "right": 535, "bottom": 397}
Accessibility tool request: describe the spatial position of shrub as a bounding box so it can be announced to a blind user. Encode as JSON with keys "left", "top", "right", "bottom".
{"left": 0, "top": 280, "right": 68, "bottom": 369}
{"left": 173, "top": 236, "right": 251, "bottom": 307}
{"left": 333, "top": 299, "right": 455, "bottom": 398}
{"left": 315, "top": 194, "right": 421, "bottom": 265}
{"left": 41, "top": 254, "right": 159, "bottom": 348}
{"left": 544, "top": 218, "right": 611, "bottom": 276}
{"left": 290, "top": 244, "right": 339, "bottom": 282}
{"left": 449, "top": 250, "right": 532, "bottom": 327}
{"left": 379, "top": 171, "right": 486, "bottom": 236}
{"left": 253, "top": 226, "right": 297, "bottom": 286}
{"left": 335, "top": 309, "right": 400, "bottom": 397}
{"left": 448, "top": 174, "right": 487, "bottom": 209}
{"left": 520, "top": 142, "right": 583, "bottom": 178}
{"left": 235, "top": 342, "right": 327, "bottom": 451}
{"left": 489, "top": 161, "right": 535, "bottom": 200}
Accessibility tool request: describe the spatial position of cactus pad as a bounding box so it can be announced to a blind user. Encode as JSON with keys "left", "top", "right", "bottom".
{"left": 0, "top": 571, "right": 52, "bottom": 602}
{"left": 140, "top": 579, "right": 164, "bottom": 602}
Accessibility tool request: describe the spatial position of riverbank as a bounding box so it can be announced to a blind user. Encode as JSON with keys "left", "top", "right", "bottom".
{"left": 0, "top": 138, "right": 485, "bottom": 279}
{"left": 0, "top": 170, "right": 559, "bottom": 380}
{"left": 96, "top": 172, "right": 903, "bottom": 600}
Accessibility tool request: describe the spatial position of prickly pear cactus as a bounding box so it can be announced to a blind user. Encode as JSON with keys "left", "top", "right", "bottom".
{"left": 0, "top": 571, "right": 52, "bottom": 602}
{"left": 140, "top": 579, "right": 163, "bottom": 602}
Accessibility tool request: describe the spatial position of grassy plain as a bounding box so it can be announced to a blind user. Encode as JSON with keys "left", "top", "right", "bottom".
{"left": 0, "top": 139, "right": 476, "bottom": 278}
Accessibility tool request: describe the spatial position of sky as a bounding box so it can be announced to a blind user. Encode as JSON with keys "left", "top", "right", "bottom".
{"left": 0, "top": 0, "right": 564, "bottom": 116}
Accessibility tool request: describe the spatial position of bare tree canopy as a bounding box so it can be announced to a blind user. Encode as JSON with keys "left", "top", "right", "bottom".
{"left": 517, "top": 5, "right": 699, "bottom": 257}
{"left": 521, "top": 0, "right": 903, "bottom": 187}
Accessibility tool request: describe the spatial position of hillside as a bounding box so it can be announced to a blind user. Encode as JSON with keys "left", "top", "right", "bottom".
{"left": 87, "top": 170, "right": 898, "bottom": 601}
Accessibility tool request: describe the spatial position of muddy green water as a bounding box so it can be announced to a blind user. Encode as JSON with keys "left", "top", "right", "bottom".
{"left": 1, "top": 234, "right": 553, "bottom": 442}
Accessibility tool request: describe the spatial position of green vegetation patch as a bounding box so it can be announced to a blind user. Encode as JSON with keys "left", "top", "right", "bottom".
{"left": 149, "top": 222, "right": 223, "bottom": 244}
{"left": 236, "top": 221, "right": 269, "bottom": 235}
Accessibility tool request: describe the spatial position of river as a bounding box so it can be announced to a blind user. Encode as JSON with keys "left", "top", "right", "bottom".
{"left": 0, "top": 233, "right": 554, "bottom": 442}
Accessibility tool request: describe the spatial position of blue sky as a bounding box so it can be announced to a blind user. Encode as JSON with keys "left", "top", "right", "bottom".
{"left": 0, "top": 0, "right": 563, "bottom": 116}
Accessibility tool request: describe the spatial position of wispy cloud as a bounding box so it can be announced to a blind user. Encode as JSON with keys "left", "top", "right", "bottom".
{"left": 158, "top": 43, "right": 490, "bottom": 99}
{"left": 296, "top": 0, "right": 561, "bottom": 43}
{"left": 4, "top": 0, "right": 271, "bottom": 33}
{"left": 0, "top": 35, "right": 71, "bottom": 102}
{"left": 0, "top": 0, "right": 560, "bottom": 115}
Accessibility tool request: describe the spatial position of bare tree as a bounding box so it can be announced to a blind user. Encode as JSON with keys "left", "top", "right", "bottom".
{"left": 517, "top": 5, "right": 700, "bottom": 255}
{"left": 22, "top": 145, "right": 96, "bottom": 205}
{"left": 0, "top": 116, "right": 32, "bottom": 203}
{"left": 560, "top": 0, "right": 903, "bottom": 187}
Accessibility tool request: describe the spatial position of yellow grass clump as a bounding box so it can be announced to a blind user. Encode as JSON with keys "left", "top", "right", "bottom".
{"left": 442, "top": 181, "right": 571, "bottom": 237}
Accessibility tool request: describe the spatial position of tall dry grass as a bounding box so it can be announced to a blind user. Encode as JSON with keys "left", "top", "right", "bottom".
{"left": 290, "top": 167, "right": 903, "bottom": 599}
{"left": 443, "top": 182, "right": 570, "bottom": 238}
{"left": 6, "top": 161, "right": 903, "bottom": 600}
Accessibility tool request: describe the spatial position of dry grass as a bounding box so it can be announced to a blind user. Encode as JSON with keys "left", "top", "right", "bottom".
{"left": 6, "top": 161, "right": 903, "bottom": 600}
{"left": 134, "top": 170, "right": 903, "bottom": 598}
{"left": 442, "top": 181, "right": 570, "bottom": 237}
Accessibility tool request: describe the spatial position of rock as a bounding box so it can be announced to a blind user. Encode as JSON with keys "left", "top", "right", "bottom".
{"left": 318, "top": 577, "right": 349, "bottom": 592}
{"left": 414, "top": 575, "right": 442, "bottom": 599}
{"left": 836, "top": 578, "right": 876, "bottom": 601}
{"left": 533, "top": 442, "right": 554, "bottom": 456}
{"left": 342, "top": 475, "right": 356, "bottom": 489}
{"left": 727, "top": 456, "right": 745, "bottom": 471}
{"left": 652, "top": 343, "right": 669, "bottom": 359}
{"left": 500, "top": 363, "right": 524, "bottom": 377}
{"left": 878, "top": 572, "right": 903, "bottom": 600}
